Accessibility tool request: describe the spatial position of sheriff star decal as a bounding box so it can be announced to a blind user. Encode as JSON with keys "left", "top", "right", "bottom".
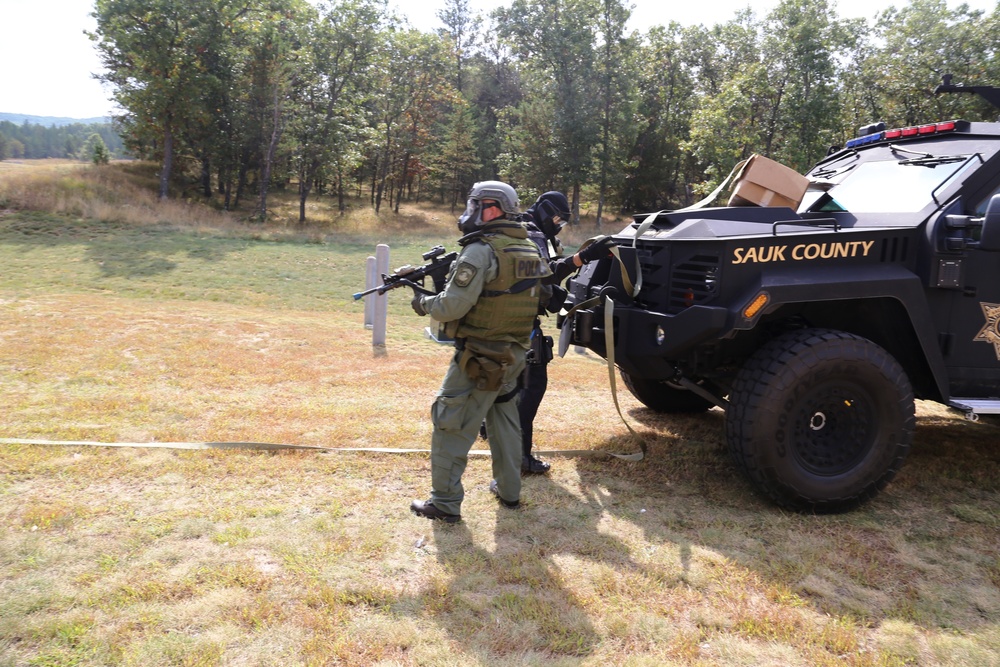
{"left": 974, "top": 302, "right": 1000, "bottom": 360}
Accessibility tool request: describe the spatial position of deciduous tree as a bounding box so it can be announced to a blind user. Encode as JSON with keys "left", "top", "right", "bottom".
{"left": 497, "top": 0, "right": 601, "bottom": 221}
{"left": 91, "top": 0, "right": 224, "bottom": 199}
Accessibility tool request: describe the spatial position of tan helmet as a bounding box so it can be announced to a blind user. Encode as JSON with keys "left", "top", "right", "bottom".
{"left": 458, "top": 180, "right": 520, "bottom": 233}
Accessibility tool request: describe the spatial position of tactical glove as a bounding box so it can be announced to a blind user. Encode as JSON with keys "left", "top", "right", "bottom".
{"left": 411, "top": 294, "right": 428, "bottom": 317}
{"left": 545, "top": 284, "right": 567, "bottom": 313}
{"left": 578, "top": 236, "right": 615, "bottom": 264}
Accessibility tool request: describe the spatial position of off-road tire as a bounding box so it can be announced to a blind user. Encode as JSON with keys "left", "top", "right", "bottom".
{"left": 726, "top": 328, "right": 914, "bottom": 513}
{"left": 621, "top": 371, "right": 714, "bottom": 413}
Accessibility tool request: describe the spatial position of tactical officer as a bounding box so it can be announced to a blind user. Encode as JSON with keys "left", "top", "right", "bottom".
{"left": 518, "top": 191, "right": 615, "bottom": 474}
{"left": 409, "top": 181, "right": 549, "bottom": 523}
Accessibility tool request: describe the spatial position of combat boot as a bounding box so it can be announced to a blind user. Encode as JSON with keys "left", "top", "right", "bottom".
{"left": 521, "top": 453, "right": 551, "bottom": 475}
{"left": 410, "top": 499, "right": 461, "bottom": 523}
{"left": 489, "top": 480, "right": 520, "bottom": 509}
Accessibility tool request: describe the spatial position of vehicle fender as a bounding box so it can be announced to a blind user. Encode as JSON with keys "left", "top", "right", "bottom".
{"left": 752, "top": 264, "right": 949, "bottom": 399}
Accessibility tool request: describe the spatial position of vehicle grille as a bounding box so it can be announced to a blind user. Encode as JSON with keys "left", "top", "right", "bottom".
{"left": 635, "top": 244, "right": 669, "bottom": 306}
{"left": 667, "top": 255, "right": 720, "bottom": 313}
{"left": 634, "top": 244, "right": 720, "bottom": 314}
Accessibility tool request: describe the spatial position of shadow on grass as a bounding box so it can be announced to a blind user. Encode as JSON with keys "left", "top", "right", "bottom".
{"left": 421, "top": 517, "right": 603, "bottom": 661}
{"left": 0, "top": 212, "right": 233, "bottom": 279}
{"left": 564, "top": 405, "right": 1000, "bottom": 636}
{"left": 0, "top": 211, "right": 401, "bottom": 311}
{"left": 391, "top": 407, "right": 998, "bottom": 661}
{"left": 399, "top": 420, "right": 715, "bottom": 661}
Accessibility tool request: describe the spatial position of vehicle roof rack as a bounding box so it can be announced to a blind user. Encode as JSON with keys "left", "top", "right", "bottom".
{"left": 935, "top": 74, "right": 1000, "bottom": 111}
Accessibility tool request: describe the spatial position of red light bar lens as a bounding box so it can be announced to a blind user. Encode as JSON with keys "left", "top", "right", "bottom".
{"left": 849, "top": 119, "right": 960, "bottom": 151}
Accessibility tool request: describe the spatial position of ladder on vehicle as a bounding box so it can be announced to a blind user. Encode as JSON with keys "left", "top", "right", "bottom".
{"left": 948, "top": 398, "right": 1000, "bottom": 421}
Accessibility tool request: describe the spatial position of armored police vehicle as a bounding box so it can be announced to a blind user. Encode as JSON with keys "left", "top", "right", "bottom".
{"left": 562, "top": 77, "right": 1000, "bottom": 512}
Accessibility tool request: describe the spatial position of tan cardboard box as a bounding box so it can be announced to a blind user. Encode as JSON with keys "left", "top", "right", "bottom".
{"left": 727, "top": 154, "right": 809, "bottom": 209}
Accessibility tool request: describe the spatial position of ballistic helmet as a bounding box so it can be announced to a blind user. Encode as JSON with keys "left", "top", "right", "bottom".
{"left": 458, "top": 180, "right": 520, "bottom": 234}
{"left": 526, "top": 191, "right": 571, "bottom": 240}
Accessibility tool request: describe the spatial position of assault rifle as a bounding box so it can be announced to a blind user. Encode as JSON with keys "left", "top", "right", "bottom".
{"left": 352, "top": 245, "right": 458, "bottom": 300}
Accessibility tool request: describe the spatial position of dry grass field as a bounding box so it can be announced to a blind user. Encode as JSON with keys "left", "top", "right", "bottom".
{"left": 0, "top": 161, "right": 998, "bottom": 666}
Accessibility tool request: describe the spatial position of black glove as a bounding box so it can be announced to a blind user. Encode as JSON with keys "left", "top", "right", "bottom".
{"left": 411, "top": 294, "right": 427, "bottom": 316}
{"left": 545, "top": 284, "right": 567, "bottom": 313}
{"left": 578, "top": 236, "right": 615, "bottom": 264}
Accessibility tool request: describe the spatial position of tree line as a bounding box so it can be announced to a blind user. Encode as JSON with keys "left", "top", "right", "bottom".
{"left": 89, "top": 0, "right": 1000, "bottom": 224}
{"left": 0, "top": 121, "right": 124, "bottom": 163}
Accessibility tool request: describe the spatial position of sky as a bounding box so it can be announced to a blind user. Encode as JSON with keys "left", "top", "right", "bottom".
{"left": 1, "top": 0, "right": 995, "bottom": 120}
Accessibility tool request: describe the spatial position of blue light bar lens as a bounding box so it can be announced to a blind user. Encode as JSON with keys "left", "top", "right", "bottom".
{"left": 846, "top": 132, "right": 885, "bottom": 149}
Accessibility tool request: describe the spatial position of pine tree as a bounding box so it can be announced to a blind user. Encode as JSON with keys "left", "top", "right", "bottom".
{"left": 88, "top": 133, "right": 111, "bottom": 165}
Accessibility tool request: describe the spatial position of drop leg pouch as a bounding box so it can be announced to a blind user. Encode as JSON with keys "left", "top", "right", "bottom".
{"left": 459, "top": 341, "right": 516, "bottom": 392}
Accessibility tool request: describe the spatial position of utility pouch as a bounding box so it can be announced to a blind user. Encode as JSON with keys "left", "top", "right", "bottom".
{"left": 527, "top": 333, "right": 554, "bottom": 366}
{"left": 541, "top": 335, "right": 553, "bottom": 364}
{"left": 459, "top": 341, "right": 515, "bottom": 392}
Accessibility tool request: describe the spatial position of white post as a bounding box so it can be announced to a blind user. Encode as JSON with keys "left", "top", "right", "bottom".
{"left": 373, "top": 244, "right": 390, "bottom": 352}
{"left": 364, "top": 256, "right": 376, "bottom": 329}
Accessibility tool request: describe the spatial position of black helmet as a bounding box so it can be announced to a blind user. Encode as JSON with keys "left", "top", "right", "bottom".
{"left": 458, "top": 180, "right": 520, "bottom": 234}
{"left": 526, "top": 191, "right": 570, "bottom": 239}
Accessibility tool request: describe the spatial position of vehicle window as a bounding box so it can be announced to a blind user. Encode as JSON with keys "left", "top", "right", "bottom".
{"left": 798, "top": 189, "right": 829, "bottom": 212}
{"left": 974, "top": 184, "right": 1000, "bottom": 215}
{"left": 802, "top": 158, "right": 977, "bottom": 214}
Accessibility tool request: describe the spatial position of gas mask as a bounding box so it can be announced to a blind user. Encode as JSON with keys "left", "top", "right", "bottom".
{"left": 458, "top": 198, "right": 486, "bottom": 234}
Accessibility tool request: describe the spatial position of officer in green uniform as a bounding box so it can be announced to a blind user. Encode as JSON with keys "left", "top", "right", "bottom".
{"left": 409, "top": 181, "right": 549, "bottom": 523}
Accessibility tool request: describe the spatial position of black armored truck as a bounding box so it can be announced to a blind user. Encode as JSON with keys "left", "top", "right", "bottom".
{"left": 561, "top": 77, "right": 1000, "bottom": 512}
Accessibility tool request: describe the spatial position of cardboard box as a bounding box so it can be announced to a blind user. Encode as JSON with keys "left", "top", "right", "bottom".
{"left": 727, "top": 154, "right": 809, "bottom": 209}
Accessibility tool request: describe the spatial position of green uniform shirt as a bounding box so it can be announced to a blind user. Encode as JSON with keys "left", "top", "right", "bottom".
{"left": 421, "top": 240, "right": 495, "bottom": 325}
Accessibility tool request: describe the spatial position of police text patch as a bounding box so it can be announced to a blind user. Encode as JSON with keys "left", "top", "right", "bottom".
{"left": 514, "top": 257, "right": 549, "bottom": 280}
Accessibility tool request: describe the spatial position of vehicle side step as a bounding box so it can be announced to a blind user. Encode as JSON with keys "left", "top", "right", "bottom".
{"left": 948, "top": 398, "right": 1000, "bottom": 421}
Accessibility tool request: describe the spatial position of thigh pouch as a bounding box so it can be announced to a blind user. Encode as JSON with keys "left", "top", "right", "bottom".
{"left": 459, "top": 340, "right": 516, "bottom": 392}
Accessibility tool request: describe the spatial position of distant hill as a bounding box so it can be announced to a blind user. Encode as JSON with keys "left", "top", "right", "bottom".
{"left": 0, "top": 112, "right": 112, "bottom": 127}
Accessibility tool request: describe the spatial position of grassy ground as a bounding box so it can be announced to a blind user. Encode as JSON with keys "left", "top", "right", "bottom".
{"left": 1, "top": 162, "right": 999, "bottom": 666}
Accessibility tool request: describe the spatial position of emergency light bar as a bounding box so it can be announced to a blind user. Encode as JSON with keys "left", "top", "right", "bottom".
{"left": 846, "top": 120, "right": 966, "bottom": 149}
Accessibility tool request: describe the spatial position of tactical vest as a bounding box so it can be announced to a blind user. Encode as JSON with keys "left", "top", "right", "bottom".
{"left": 526, "top": 224, "right": 552, "bottom": 262}
{"left": 456, "top": 226, "right": 549, "bottom": 347}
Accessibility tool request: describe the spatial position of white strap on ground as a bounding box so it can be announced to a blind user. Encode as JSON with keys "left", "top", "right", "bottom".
{"left": 0, "top": 437, "right": 643, "bottom": 460}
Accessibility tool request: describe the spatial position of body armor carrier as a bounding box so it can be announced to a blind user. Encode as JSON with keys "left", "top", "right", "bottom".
{"left": 456, "top": 225, "right": 549, "bottom": 347}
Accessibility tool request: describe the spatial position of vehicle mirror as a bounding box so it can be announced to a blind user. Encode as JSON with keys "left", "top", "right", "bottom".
{"left": 980, "top": 194, "right": 1000, "bottom": 251}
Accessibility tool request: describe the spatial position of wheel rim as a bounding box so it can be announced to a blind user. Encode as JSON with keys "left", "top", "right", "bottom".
{"left": 790, "top": 381, "right": 877, "bottom": 476}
